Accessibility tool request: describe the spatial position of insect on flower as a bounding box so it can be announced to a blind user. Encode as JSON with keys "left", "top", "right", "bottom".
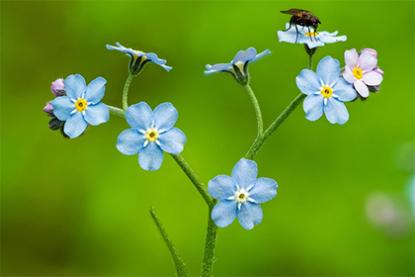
{"left": 281, "top": 8, "right": 321, "bottom": 42}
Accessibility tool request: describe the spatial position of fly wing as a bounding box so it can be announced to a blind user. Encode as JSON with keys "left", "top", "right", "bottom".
{"left": 280, "top": 8, "right": 310, "bottom": 15}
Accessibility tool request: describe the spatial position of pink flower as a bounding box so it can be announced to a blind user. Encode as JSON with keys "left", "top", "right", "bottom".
{"left": 50, "top": 78, "right": 65, "bottom": 96}
{"left": 343, "top": 48, "right": 384, "bottom": 98}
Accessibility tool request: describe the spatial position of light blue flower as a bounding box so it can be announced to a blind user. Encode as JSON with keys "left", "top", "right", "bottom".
{"left": 106, "top": 42, "right": 172, "bottom": 74}
{"left": 116, "top": 102, "right": 186, "bottom": 171}
{"left": 204, "top": 47, "right": 271, "bottom": 85}
{"left": 296, "top": 56, "right": 357, "bottom": 125}
{"left": 50, "top": 74, "right": 109, "bottom": 138}
{"left": 277, "top": 23, "right": 347, "bottom": 48}
{"left": 208, "top": 158, "right": 278, "bottom": 230}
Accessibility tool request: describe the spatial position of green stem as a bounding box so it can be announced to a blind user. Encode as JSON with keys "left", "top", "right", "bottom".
{"left": 108, "top": 105, "right": 125, "bottom": 118}
{"left": 244, "top": 84, "right": 264, "bottom": 136}
{"left": 150, "top": 207, "right": 190, "bottom": 277}
{"left": 122, "top": 73, "right": 135, "bottom": 110}
{"left": 171, "top": 154, "right": 213, "bottom": 208}
{"left": 201, "top": 210, "right": 217, "bottom": 277}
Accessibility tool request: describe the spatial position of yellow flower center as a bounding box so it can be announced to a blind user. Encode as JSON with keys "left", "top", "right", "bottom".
{"left": 352, "top": 67, "right": 363, "bottom": 79}
{"left": 320, "top": 85, "right": 333, "bottom": 98}
{"left": 235, "top": 189, "right": 249, "bottom": 203}
{"left": 305, "top": 31, "right": 318, "bottom": 37}
{"left": 145, "top": 128, "right": 159, "bottom": 142}
{"left": 75, "top": 98, "right": 88, "bottom": 112}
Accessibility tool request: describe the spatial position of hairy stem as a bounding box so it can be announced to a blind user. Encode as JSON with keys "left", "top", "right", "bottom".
{"left": 150, "top": 207, "right": 189, "bottom": 277}
{"left": 108, "top": 105, "right": 125, "bottom": 118}
{"left": 171, "top": 154, "right": 213, "bottom": 208}
{"left": 201, "top": 209, "right": 217, "bottom": 277}
{"left": 245, "top": 83, "right": 264, "bottom": 136}
{"left": 122, "top": 73, "right": 135, "bottom": 110}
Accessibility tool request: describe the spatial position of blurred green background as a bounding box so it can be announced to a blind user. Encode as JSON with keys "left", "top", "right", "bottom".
{"left": 1, "top": 0, "right": 414, "bottom": 276}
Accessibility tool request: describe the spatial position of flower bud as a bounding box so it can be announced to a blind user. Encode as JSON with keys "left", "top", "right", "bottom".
{"left": 43, "top": 102, "right": 54, "bottom": 115}
{"left": 50, "top": 78, "right": 65, "bottom": 96}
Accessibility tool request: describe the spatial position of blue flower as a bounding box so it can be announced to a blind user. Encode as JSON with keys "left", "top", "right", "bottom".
{"left": 204, "top": 47, "right": 271, "bottom": 85}
{"left": 296, "top": 56, "right": 357, "bottom": 125}
{"left": 106, "top": 42, "right": 172, "bottom": 74}
{"left": 277, "top": 23, "right": 347, "bottom": 49}
{"left": 50, "top": 74, "right": 110, "bottom": 138}
{"left": 208, "top": 158, "right": 278, "bottom": 230}
{"left": 116, "top": 102, "right": 186, "bottom": 171}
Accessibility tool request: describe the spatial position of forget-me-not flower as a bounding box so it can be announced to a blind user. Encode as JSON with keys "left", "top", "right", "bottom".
{"left": 343, "top": 48, "right": 384, "bottom": 98}
{"left": 208, "top": 158, "right": 278, "bottom": 230}
{"left": 106, "top": 42, "right": 172, "bottom": 75}
{"left": 296, "top": 56, "right": 357, "bottom": 125}
{"left": 50, "top": 74, "right": 110, "bottom": 138}
{"left": 116, "top": 102, "right": 186, "bottom": 171}
{"left": 204, "top": 47, "right": 271, "bottom": 85}
{"left": 278, "top": 23, "right": 347, "bottom": 49}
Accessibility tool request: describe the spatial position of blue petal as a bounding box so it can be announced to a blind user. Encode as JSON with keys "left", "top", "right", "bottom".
{"left": 233, "top": 47, "right": 257, "bottom": 63}
{"left": 63, "top": 112, "right": 88, "bottom": 139}
{"left": 237, "top": 202, "right": 263, "bottom": 230}
{"left": 158, "top": 127, "right": 186, "bottom": 154}
{"left": 138, "top": 143, "right": 164, "bottom": 171}
{"left": 277, "top": 29, "right": 297, "bottom": 44}
{"left": 204, "top": 63, "right": 232, "bottom": 75}
{"left": 305, "top": 39, "right": 325, "bottom": 49}
{"left": 208, "top": 175, "right": 236, "bottom": 201}
{"left": 64, "top": 74, "right": 86, "bottom": 99}
{"left": 51, "top": 96, "right": 74, "bottom": 121}
{"left": 324, "top": 98, "right": 349, "bottom": 125}
{"left": 252, "top": 49, "right": 271, "bottom": 62}
{"left": 303, "top": 94, "right": 324, "bottom": 121}
{"left": 116, "top": 128, "right": 145, "bottom": 155}
{"left": 333, "top": 78, "right": 357, "bottom": 102}
{"left": 85, "top": 77, "right": 106, "bottom": 104}
{"left": 316, "top": 56, "right": 341, "bottom": 85}
{"left": 146, "top": 52, "right": 173, "bottom": 71}
{"left": 84, "top": 103, "right": 109, "bottom": 126}
{"left": 125, "top": 102, "right": 153, "bottom": 130}
{"left": 250, "top": 177, "right": 278, "bottom": 203}
{"left": 211, "top": 201, "right": 237, "bottom": 228}
{"left": 296, "top": 69, "right": 321, "bottom": 95}
{"left": 231, "top": 158, "right": 258, "bottom": 188}
{"left": 153, "top": 102, "right": 178, "bottom": 131}
{"left": 106, "top": 42, "right": 135, "bottom": 56}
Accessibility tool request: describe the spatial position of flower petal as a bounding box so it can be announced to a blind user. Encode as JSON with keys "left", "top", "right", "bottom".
{"left": 63, "top": 112, "right": 88, "bottom": 139}
{"left": 354, "top": 80, "right": 369, "bottom": 98}
{"left": 324, "top": 98, "right": 349, "bottom": 125}
{"left": 158, "top": 127, "right": 186, "bottom": 154}
{"left": 153, "top": 102, "right": 178, "bottom": 131}
{"left": 233, "top": 47, "right": 257, "bottom": 63}
{"left": 361, "top": 48, "right": 377, "bottom": 58}
{"left": 343, "top": 66, "right": 355, "bottom": 84}
{"left": 317, "top": 56, "right": 340, "bottom": 85}
{"left": 303, "top": 94, "right": 324, "bottom": 121}
{"left": 138, "top": 143, "right": 164, "bottom": 171}
{"left": 85, "top": 77, "right": 107, "bottom": 104}
{"left": 116, "top": 128, "right": 145, "bottom": 155}
{"left": 296, "top": 69, "right": 321, "bottom": 95}
{"left": 344, "top": 49, "right": 358, "bottom": 66}
{"left": 208, "top": 175, "right": 236, "bottom": 201}
{"left": 125, "top": 102, "right": 153, "bottom": 130}
{"left": 83, "top": 103, "right": 109, "bottom": 126}
{"left": 333, "top": 78, "right": 357, "bottom": 102}
{"left": 363, "top": 71, "right": 383, "bottom": 86}
{"left": 250, "top": 177, "right": 278, "bottom": 203}
{"left": 252, "top": 49, "right": 271, "bottom": 62}
{"left": 204, "top": 63, "right": 232, "bottom": 74}
{"left": 64, "top": 74, "right": 86, "bottom": 99}
{"left": 237, "top": 202, "right": 263, "bottom": 230}
{"left": 51, "top": 96, "right": 74, "bottom": 121}
{"left": 318, "top": 32, "right": 347, "bottom": 44}
{"left": 211, "top": 201, "right": 237, "bottom": 228}
{"left": 359, "top": 52, "right": 377, "bottom": 71}
{"left": 231, "top": 158, "right": 258, "bottom": 188}
{"left": 146, "top": 52, "right": 173, "bottom": 71}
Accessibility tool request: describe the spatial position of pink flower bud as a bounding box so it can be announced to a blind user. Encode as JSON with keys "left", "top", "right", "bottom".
{"left": 50, "top": 78, "right": 65, "bottom": 96}
{"left": 43, "top": 102, "right": 53, "bottom": 115}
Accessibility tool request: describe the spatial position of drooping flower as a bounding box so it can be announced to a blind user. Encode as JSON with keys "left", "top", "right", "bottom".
{"left": 208, "top": 158, "right": 278, "bottom": 230}
{"left": 277, "top": 23, "right": 347, "bottom": 48}
{"left": 50, "top": 74, "right": 110, "bottom": 138}
{"left": 343, "top": 48, "right": 384, "bottom": 98}
{"left": 50, "top": 78, "right": 65, "bottom": 96}
{"left": 296, "top": 56, "right": 357, "bottom": 125}
{"left": 204, "top": 47, "right": 271, "bottom": 85}
{"left": 106, "top": 42, "right": 172, "bottom": 75}
{"left": 116, "top": 102, "right": 186, "bottom": 171}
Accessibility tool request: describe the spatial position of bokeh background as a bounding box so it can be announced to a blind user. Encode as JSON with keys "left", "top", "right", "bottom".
{"left": 1, "top": 0, "right": 414, "bottom": 276}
